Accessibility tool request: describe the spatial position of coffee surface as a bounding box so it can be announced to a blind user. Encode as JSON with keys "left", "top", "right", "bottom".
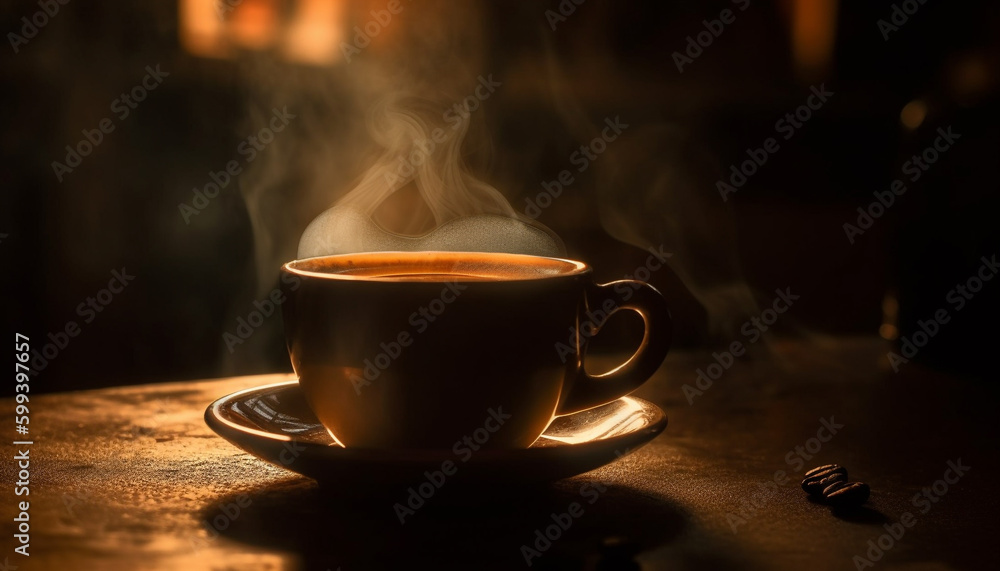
{"left": 288, "top": 252, "right": 586, "bottom": 282}
{"left": 346, "top": 272, "right": 494, "bottom": 282}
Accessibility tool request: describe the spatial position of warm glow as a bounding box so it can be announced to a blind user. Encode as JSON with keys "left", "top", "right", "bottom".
{"left": 179, "top": 0, "right": 345, "bottom": 65}
{"left": 282, "top": 0, "right": 346, "bottom": 65}
{"left": 790, "top": 0, "right": 838, "bottom": 78}
{"left": 540, "top": 397, "right": 648, "bottom": 445}
{"left": 880, "top": 293, "right": 899, "bottom": 340}
{"left": 900, "top": 99, "right": 928, "bottom": 130}
{"left": 230, "top": 0, "right": 280, "bottom": 50}
{"left": 879, "top": 323, "right": 899, "bottom": 340}
{"left": 179, "top": 0, "right": 228, "bottom": 59}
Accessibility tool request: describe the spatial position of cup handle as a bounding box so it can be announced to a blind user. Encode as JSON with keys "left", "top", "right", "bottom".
{"left": 557, "top": 279, "right": 672, "bottom": 415}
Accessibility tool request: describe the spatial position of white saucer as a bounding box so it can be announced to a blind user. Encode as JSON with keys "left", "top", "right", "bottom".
{"left": 205, "top": 380, "right": 666, "bottom": 486}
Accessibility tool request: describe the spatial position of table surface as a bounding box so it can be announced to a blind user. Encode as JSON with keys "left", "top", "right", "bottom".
{"left": 2, "top": 337, "right": 996, "bottom": 571}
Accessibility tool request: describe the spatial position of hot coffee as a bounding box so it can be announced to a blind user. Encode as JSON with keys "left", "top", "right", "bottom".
{"left": 281, "top": 251, "right": 671, "bottom": 450}
{"left": 288, "top": 253, "right": 581, "bottom": 281}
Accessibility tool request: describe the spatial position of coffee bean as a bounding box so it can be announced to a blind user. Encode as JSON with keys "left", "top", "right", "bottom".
{"left": 822, "top": 480, "right": 849, "bottom": 495}
{"left": 804, "top": 464, "right": 847, "bottom": 480}
{"left": 822, "top": 481, "right": 870, "bottom": 507}
{"left": 801, "top": 464, "right": 848, "bottom": 495}
{"left": 817, "top": 472, "right": 847, "bottom": 492}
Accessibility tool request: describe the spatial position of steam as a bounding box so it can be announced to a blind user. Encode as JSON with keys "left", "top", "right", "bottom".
{"left": 298, "top": 96, "right": 563, "bottom": 259}
{"left": 222, "top": 0, "right": 821, "bottom": 379}
{"left": 222, "top": 1, "right": 532, "bottom": 375}
{"left": 595, "top": 123, "right": 760, "bottom": 341}
{"left": 331, "top": 96, "right": 516, "bottom": 223}
{"left": 236, "top": 1, "right": 523, "bottom": 297}
{"left": 298, "top": 207, "right": 564, "bottom": 259}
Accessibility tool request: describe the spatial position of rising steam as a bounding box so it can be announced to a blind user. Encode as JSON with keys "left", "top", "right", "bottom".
{"left": 297, "top": 95, "right": 563, "bottom": 259}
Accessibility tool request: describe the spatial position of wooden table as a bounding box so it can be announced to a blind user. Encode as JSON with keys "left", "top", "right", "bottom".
{"left": 2, "top": 337, "right": 996, "bottom": 570}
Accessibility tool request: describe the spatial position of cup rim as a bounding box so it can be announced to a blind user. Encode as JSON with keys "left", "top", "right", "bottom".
{"left": 281, "top": 251, "right": 590, "bottom": 282}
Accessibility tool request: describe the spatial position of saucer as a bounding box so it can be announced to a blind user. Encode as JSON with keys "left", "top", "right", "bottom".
{"left": 205, "top": 380, "right": 667, "bottom": 486}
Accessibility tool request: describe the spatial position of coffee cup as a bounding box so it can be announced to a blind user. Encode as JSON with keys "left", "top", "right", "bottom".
{"left": 280, "top": 251, "right": 671, "bottom": 450}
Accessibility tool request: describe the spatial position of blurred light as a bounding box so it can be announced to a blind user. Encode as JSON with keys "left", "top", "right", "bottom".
{"left": 879, "top": 324, "right": 899, "bottom": 340}
{"left": 880, "top": 293, "right": 899, "bottom": 340}
{"left": 790, "top": 0, "right": 838, "bottom": 79}
{"left": 179, "top": 0, "right": 345, "bottom": 65}
{"left": 540, "top": 397, "right": 646, "bottom": 445}
{"left": 230, "top": 0, "right": 280, "bottom": 51}
{"left": 282, "top": 0, "right": 346, "bottom": 65}
{"left": 899, "top": 99, "right": 927, "bottom": 130}
{"left": 950, "top": 54, "right": 993, "bottom": 101}
{"left": 179, "top": 0, "right": 228, "bottom": 59}
{"left": 881, "top": 294, "right": 899, "bottom": 315}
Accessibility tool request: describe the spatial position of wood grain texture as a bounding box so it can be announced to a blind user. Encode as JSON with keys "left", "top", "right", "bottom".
{"left": 1, "top": 339, "right": 996, "bottom": 570}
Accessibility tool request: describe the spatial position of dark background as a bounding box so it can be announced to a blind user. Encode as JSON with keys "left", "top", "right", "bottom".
{"left": 1, "top": 0, "right": 997, "bottom": 394}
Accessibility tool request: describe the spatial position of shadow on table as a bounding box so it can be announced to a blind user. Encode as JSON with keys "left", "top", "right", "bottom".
{"left": 830, "top": 506, "right": 892, "bottom": 525}
{"left": 805, "top": 496, "right": 892, "bottom": 526}
{"left": 203, "top": 477, "right": 745, "bottom": 570}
